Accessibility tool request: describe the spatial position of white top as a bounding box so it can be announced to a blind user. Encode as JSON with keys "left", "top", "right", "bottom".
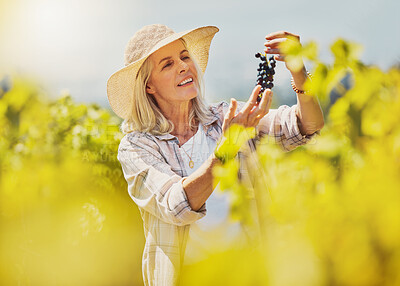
{"left": 118, "top": 101, "right": 316, "bottom": 285}
{"left": 178, "top": 124, "right": 245, "bottom": 264}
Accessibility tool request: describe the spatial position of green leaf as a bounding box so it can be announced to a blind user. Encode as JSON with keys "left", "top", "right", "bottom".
{"left": 214, "top": 124, "right": 256, "bottom": 163}
{"left": 331, "top": 38, "right": 363, "bottom": 67}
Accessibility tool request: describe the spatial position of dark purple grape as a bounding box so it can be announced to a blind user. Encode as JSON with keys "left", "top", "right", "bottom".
{"left": 255, "top": 51, "right": 276, "bottom": 99}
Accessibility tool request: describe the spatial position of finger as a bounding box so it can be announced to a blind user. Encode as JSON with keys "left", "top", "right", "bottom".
{"left": 248, "top": 89, "right": 273, "bottom": 125}
{"left": 241, "top": 85, "right": 261, "bottom": 116}
{"left": 274, "top": 55, "right": 285, "bottom": 61}
{"left": 264, "top": 48, "right": 280, "bottom": 54}
{"left": 264, "top": 38, "right": 286, "bottom": 48}
{"left": 265, "top": 31, "right": 300, "bottom": 41}
{"left": 259, "top": 89, "right": 272, "bottom": 114}
{"left": 254, "top": 90, "right": 273, "bottom": 125}
{"left": 222, "top": 98, "right": 237, "bottom": 132}
{"left": 264, "top": 89, "right": 273, "bottom": 113}
{"left": 226, "top": 98, "right": 237, "bottom": 120}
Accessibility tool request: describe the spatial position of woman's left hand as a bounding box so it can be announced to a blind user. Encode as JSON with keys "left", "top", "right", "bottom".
{"left": 264, "top": 31, "right": 325, "bottom": 136}
{"left": 264, "top": 31, "right": 305, "bottom": 75}
{"left": 221, "top": 85, "right": 273, "bottom": 134}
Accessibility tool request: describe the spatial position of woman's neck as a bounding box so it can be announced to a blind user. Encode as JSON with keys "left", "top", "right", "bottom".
{"left": 158, "top": 99, "right": 197, "bottom": 144}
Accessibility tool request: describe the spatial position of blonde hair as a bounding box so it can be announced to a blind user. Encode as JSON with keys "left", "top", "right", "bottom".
{"left": 120, "top": 40, "right": 212, "bottom": 135}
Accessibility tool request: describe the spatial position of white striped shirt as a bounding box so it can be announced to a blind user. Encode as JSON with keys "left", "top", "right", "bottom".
{"left": 117, "top": 101, "right": 318, "bottom": 285}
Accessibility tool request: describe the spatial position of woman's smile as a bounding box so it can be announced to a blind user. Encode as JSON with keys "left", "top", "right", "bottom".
{"left": 177, "top": 76, "right": 194, "bottom": 87}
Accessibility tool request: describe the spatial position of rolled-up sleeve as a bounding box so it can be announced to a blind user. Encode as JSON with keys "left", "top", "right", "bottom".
{"left": 257, "top": 104, "right": 319, "bottom": 151}
{"left": 117, "top": 134, "right": 206, "bottom": 226}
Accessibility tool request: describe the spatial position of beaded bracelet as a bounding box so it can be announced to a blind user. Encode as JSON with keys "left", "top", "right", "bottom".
{"left": 291, "top": 71, "right": 312, "bottom": 94}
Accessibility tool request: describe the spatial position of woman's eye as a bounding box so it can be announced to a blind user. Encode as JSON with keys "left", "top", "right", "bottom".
{"left": 162, "top": 62, "right": 172, "bottom": 69}
{"left": 182, "top": 56, "right": 190, "bottom": 60}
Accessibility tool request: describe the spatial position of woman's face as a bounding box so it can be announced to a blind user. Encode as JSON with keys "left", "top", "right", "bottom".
{"left": 146, "top": 40, "right": 199, "bottom": 106}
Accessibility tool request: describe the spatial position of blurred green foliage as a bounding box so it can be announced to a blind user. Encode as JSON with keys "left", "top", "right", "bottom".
{"left": 1, "top": 36, "right": 400, "bottom": 286}
{"left": 0, "top": 78, "right": 144, "bottom": 285}
{"left": 205, "top": 38, "right": 400, "bottom": 286}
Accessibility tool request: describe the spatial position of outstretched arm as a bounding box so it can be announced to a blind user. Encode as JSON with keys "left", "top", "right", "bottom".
{"left": 264, "top": 31, "right": 324, "bottom": 135}
{"left": 183, "top": 85, "right": 273, "bottom": 210}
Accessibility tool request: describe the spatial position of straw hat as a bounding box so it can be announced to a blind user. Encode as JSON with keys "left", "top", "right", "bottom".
{"left": 107, "top": 24, "right": 219, "bottom": 119}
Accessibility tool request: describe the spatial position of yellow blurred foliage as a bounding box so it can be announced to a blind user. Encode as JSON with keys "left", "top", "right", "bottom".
{"left": 210, "top": 39, "right": 400, "bottom": 286}
{"left": 1, "top": 36, "right": 400, "bottom": 286}
{"left": 0, "top": 78, "right": 144, "bottom": 285}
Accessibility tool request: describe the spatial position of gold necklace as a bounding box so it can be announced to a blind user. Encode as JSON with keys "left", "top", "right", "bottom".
{"left": 181, "top": 129, "right": 197, "bottom": 169}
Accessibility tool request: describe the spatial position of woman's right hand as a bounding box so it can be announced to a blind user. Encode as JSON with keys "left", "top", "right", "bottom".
{"left": 221, "top": 85, "right": 273, "bottom": 133}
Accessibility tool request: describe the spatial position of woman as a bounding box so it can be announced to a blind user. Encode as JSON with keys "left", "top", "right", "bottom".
{"left": 107, "top": 24, "right": 324, "bottom": 286}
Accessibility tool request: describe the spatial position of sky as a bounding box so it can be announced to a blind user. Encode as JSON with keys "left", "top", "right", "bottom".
{"left": 1, "top": 0, "right": 399, "bottom": 110}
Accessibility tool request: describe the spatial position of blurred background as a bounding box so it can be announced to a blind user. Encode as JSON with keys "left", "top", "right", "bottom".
{"left": 1, "top": 0, "right": 399, "bottom": 107}
{"left": 1, "top": 0, "right": 400, "bottom": 285}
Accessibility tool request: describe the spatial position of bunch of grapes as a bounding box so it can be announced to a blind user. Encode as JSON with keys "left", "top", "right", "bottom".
{"left": 255, "top": 53, "right": 276, "bottom": 102}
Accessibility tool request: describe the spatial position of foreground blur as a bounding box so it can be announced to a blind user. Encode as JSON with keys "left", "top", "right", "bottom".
{"left": 1, "top": 38, "right": 400, "bottom": 285}
{"left": 0, "top": 79, "right": 144, "bottom": 285}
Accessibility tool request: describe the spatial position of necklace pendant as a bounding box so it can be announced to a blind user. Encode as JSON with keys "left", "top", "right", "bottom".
{"left": 189, "top": 160, "right": 194, "bottom": 169}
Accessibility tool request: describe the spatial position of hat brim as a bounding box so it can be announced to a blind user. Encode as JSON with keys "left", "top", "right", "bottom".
{"left": 107, "top": 25, "right": 219, "bottom": 119}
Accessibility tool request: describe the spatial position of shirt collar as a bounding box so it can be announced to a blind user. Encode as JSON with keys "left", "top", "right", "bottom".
{"left": 203, "top": 113, "right": 219, "bottom": 127}
{"left": 154, "top": 104, "right": 221, "bottom": 141}
{"left": 154, "top": 133, "right": 177, "bottom": 141}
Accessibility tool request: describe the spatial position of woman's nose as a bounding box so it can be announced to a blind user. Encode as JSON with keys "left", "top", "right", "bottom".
{"left": 178, "top": 60, "right": 189, "bottom": 74}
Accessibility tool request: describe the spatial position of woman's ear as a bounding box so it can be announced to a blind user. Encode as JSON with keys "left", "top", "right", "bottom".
{"left": 146, "top": 84, "right": 155, "bottom": 95}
